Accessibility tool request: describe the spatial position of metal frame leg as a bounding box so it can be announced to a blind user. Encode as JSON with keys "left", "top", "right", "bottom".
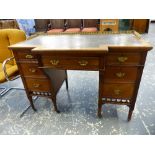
{"left": 0, "top": 87, "right": 7, "bottom": 97}
{"left": 0, "top": 86, "right": 38, "bottom": 118}
{"left": 20, "top": 96, "right": 38, "bottom": 118}
{"left": 0, "top": 87, "right": 24, "bottom": 96}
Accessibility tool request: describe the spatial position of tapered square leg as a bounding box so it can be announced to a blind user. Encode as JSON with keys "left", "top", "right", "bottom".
{"left": 98, "top": 103, "right": 102, "bottom": 118}
{"left": 28, "top": 96, "right": 37, "bottom": 111}
{"left": 51, "top": 95, "right": 60, "bottom": 113}
{"left": 128, "top": 107, "right": 134, "bottom": 121}
{"left": 65, "top": 71, "right": 68, "bottom": 90}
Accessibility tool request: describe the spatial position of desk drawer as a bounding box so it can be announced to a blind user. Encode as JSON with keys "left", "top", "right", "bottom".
{"left": 102, "top": 83, "right": 134, "bottom": 99}
{"left": 19, "top": 63, "right": 46, "bottom": 78}
{"left": 104, "top": 66, "right": 138, "bottom": 83}
{"left": 106, "top": 53, "right": 142, "bottom": 65}
{"left": 42, "top": 57, "right": 99, "bottom": 70}
{"left": 25, "top": 78, "right": 51, "bottom": 92}
{"left": 16, "top": 52, "right": 37, "bottom": 60}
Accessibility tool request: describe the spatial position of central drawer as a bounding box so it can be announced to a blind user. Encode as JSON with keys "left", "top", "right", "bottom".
{"left": 102, "top": 83, "right": 135, "bottom": 99}
{"left": 103, "top": 66, "right": 139, "bottom": 83}
{"left": 42, "top": 56, "right": 100, "bottom": 70}
{"left": 25, "top": 78, "right": 51, "bottom": 92}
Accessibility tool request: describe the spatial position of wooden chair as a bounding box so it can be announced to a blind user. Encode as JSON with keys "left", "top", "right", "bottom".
{"left": 65, "top": 19, "right": 82, "bottom": 32}
{"left": 47, "top": 19, "right": 65, "bottom": 33}
{"left": 82, "top": 19, "right": 98, "bottom": 32}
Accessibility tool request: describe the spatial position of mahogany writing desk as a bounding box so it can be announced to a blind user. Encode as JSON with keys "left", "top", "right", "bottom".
{"left": 9, "top": 31, "right": 152, "bottom": 121}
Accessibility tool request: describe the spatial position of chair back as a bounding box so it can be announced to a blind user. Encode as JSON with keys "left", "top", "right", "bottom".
{"left": 0, "top": 29, "right": 26, "bottom": 65}
{"left": 34, "top": 19, "right": 50, "bottom": 32}
{"left": 83, "top": 19, "right": 98, "bottom": 28}
{"left": 0, "top": 20, "right": 19, "bottom": 29}
{"left": 50, "top": 19, "right": 65, "bottom": 29}
{"left": 66, "top": 19, "right": 82, "bottom": 28}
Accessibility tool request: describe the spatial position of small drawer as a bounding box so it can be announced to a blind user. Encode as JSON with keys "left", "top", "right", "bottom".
{"left": 19, "top": 63, "right": 46, "bottom": 78}
{"left": 105, "top": 53, "right": 142, "bottom": 65}
{"left": 102, "top": 83, "right": 135, "bottom": 99}
{"left": 42, "top": 57, "right": 99, "bottom": 70}
{"left": 16, "top": 52, "right": 37, "bottom": 60}
{"left": 104, "top": 66, "right": 139, "bottom": 83}
{"left": 25, "top": 78, "right": 51, "bottom": 92}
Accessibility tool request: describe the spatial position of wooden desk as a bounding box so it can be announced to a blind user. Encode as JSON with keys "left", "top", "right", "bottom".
{"left": 9, "top": 31, "right": 152, "bottom": 121}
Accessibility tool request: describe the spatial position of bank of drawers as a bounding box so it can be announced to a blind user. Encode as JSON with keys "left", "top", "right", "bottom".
{"left": 15, "top": 51, "right": 51, "bottom": 93}
{"left": 103, "top": 52, "right": 143, "bottom": 101}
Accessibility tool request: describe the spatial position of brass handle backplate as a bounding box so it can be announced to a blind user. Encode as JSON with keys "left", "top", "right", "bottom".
{"left": 25, "top": 54, "right": 34, "bottom": 59}
{"left": 114, "top": 89, "right": 121, "bottom": 95}
{"left": 115, "top": 72, "right": 126, "bottom": 78}
{"left": 117, "top": 56, "right": 128, "bottom": 63}
{"left": 33, "top": 83, "right": 40, "bottom": 88}
{"left": 50, "top": 60, "right": 59, "bottom": 65}
{"left": 29, "top": 68, "right": 36, "bottom": 73}
{"left": 78, "top": 60, "right": 88, "bottom": 66}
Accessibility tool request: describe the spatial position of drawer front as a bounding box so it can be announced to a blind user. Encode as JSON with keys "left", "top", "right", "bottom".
{"left": 25, "top": 78, "right": 51, "bottom": 92}
{"left": 42, "top": 56, "right": 99, "bottom": 70}
{"left": 102, "top": 83, "right": 134, "bottom": 99}
{"left": 104, "top": 66, "right": 138, "bottom": 83}
{"left": 106, "top": 53, "right": 142, "bottom": 65}
{"left": 16, "top": 52, "right": 37, "bottom": 60}
{"left": 19, "top": 63, "right": 46, "bottom": 77}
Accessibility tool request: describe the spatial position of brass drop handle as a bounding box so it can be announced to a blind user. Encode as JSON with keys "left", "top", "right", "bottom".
{"left": 117, "top": 56, "right": 128, "bottom": 63}
{"left": 25, "top": 54, "right": 34, "bottom": 59}
{"left": 50, "top": 60, "right": 59, "bottom": 65}
{"left": 115, "top": 72, "right": 126, "bottom": 78}
{"left": 29, "top": 68, "right": 36, "bottom": 73}
{"left": 114, "top": 89, "right": 121, "bottom": 95}
{"left": 78, "top": 60, "right": 88, "bottom": 66}
{"left": 33, "top": 83, "right": 40, "bottom": 88}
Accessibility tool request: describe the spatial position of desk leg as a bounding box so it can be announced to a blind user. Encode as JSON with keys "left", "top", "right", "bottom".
{"left": 65, "top": 70, "right": 69, "bottom": 90}
{"left": 98, "top": 70, "right": 104, "bottom": 118}
{"left": 51, "top": 95, "right": 60, "bottom": 113}
{"left": 28, "top": 96, "right": 37, "bottom": 111}
{"left": 128, "top": 105, "right": 134, "bottom": 121}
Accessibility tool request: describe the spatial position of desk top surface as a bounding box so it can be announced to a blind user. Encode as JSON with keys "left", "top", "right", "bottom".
{"left": 9, "top": 31, "right": 152, "bottom": 51}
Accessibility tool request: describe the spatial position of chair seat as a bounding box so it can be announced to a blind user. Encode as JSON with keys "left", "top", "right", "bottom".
{"left": 65, "top": 28, "right": 81, "bottom": 32}
{"left": 47, "top": 29, "right": 64, "bottom": 33}
{"left": 82, "top": 27, "right": 98, "bottom": 32}
{"left": 0, "top": 63, "right": 18, "bottom": 82}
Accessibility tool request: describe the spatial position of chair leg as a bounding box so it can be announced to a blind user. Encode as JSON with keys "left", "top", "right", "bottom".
{"left": 0, "top": 87, "right": 7, "bottom": 97}
{"left": 0, "top": 87, "right": 24, "bottom": 97}
{"left": 0, "top": 86, "right": 38, "bottom": 117}
{"left": 20, "top": 96, "right": 38, "bottom": 118}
